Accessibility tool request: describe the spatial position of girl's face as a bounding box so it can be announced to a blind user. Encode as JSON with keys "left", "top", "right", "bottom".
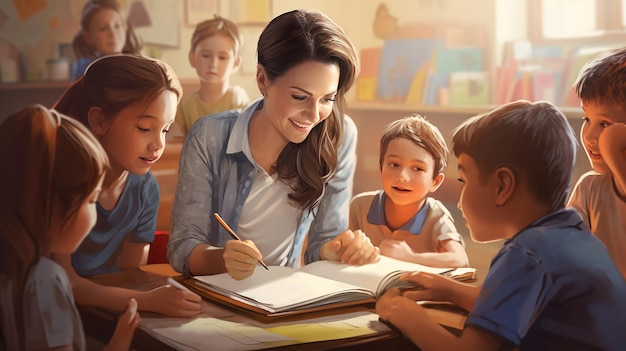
{"left": 189, "top": 34, "right": 241, "bottom": 85}
{"left": 258, "top": 60, "right": 340, "bottom": 145}
{"left": 580, "top": 101, "right": 626, "bottom": 173}
{"left": 84, "top": 8, "right": 126, "bottom": 55}
{"left": 98, "top": 90, "right": 177, "bottom": 175}
{"left": 380, "top": 138, "right": 443, "bottom": 209}
{"left": 49, "top": 179, "right": 102, "bottom": 254}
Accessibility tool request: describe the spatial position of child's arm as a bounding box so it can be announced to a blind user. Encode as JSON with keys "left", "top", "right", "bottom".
{"left": 103, "top": 298, "right": 140, "bottom": 351}
{"left": 53, "top": 253, "right": 203, "bottom": 317}
{"left": 119, "top": 240, "right": 149, "bottom": 269}
{"left": 399, "top": 271, "right": 480, "bottom": 311}
{"left": 599, "top": 123, "right": 626, "bottom": 198}
{"left": 376, "top": 290, "right": 504, "bottom": 351}
{"left": 379, "top": 239, "right": 469, "bottom": 268}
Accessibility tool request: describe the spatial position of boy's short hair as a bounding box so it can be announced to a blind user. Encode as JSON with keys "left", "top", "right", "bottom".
{"left": 452, "top": 100, "right": 577, "bottom": 211}
{"left": 574, "top": 47, "right": 626, "bottom": 112}
{"left": 190, "top": 16, "right": 242, "bottom": 56}
{"left": 379, "top": 114, "right": 448, "bottom": 178}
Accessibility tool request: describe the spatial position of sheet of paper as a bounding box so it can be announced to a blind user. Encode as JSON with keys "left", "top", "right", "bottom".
{"left": 264, "top": 311, "right": 387, "bottom": 343}
{"left": 140, "top": 316, "right": 292, "bottom": 351}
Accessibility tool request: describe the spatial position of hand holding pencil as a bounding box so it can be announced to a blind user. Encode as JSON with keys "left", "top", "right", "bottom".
{"left": 214, "top": 213, "right": 269, "bottom": 280}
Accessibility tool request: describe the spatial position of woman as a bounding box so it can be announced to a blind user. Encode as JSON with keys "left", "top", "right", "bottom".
{"left": 168, "top": 9, "right": 379, "bottom": 280}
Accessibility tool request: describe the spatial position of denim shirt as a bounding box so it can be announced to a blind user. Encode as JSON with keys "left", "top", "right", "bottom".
{"left": 167, "top": 98, "right": 357, "bottom": 274}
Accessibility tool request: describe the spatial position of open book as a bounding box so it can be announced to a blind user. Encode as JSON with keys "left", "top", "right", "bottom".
{"left": 182, "top": 256, "right": 475, "bottom": 322}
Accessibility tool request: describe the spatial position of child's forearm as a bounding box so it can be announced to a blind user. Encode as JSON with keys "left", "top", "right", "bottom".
{"left": 404, "top": 251, "right": 470, "bottom": 268}
{"left": 443, "top": 281, "right": 480, "bottom": 312}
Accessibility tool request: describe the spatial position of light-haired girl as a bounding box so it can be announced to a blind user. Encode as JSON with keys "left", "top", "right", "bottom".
{"left": 71, "top": 0, "right": 143, "bottom": 80}
{"left": 0, "top": 105, "right": 139, "bottom": 351}
{"left": 54, "top": 54, "right": 203, "bottom": 318}
{"left": 169, "top": 15, "right": 249, "bottom": 139}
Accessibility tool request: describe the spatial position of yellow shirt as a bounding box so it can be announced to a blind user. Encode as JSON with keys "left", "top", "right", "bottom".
{"left": 176, "top": 86, "right": 249, "bottom": 135}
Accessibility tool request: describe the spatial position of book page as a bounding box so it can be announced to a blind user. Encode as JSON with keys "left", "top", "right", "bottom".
{"left": 301, "top": 255, "right": 451, "bottom": 296}
{"left": 194, "top": 266, "right": 374, "bottom": 313}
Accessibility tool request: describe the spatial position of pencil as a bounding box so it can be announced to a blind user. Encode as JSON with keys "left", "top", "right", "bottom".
{"left": 213, "top": 213, "right": 270, "bottom": 270}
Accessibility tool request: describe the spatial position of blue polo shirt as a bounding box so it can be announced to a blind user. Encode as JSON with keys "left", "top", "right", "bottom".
{"left": 467, "top": 208, "right": 626, "bottom": 350}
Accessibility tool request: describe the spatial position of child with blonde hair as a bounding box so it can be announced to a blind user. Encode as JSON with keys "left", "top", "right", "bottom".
{"left": 567, "top": 47, "right": 626, "bottom": 279}
{"left": 0, "top": 105, "right": 139, "bottom": 351}
{"left": 169, "top": 15, "right": 249, "bottom": 139}
{"left": 350, "top": 115, "right": 469, "bottom": 267}
{"left": 71, "top": 0, "right": 143, "bottom": 80}
{"left": 54, "top": 54, "right": 203, "bottom": 318}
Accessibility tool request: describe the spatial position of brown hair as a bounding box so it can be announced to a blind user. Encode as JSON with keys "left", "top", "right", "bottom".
{"left": 54, "top": 54, "right": 182, "bottom": 127}
{"left": 0, "top": 105, "right": 107, "bottom": 349}
{"left": 72, "top": 0, "right": 143, "bottom": 59}
{"left": 379, "top": 114, "right": 448, "bottom": 178}
{"left": 574, "top": 46, "right": 626, "bottom": 112}
{"left": 190, "top": 15, "right": 242, "bottom": 56}
{"left": 452, "top": 100, "right": 577, "bottom": 211}
{"left": 258, "top": 9, "right": 359, "bottom": 210}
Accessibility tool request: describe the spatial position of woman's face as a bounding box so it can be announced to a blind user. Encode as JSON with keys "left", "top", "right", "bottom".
{"left": 258, "top": 60, "right": 340, "bottom": 145}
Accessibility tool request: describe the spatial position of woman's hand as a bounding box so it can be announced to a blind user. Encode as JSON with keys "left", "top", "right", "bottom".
{"left": 143, "top": 285, "right": 204, "bottom": 317}
{"left": 320, "top": 229, "right": 380, "bottom": 265}
{"left": 223, "top": 239, "right": 264, "bottom": 280}
{"left": 104, "top": 298, "right": 140, "bottom": 351}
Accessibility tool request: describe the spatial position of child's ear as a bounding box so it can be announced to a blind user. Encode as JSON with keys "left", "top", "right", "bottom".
{"left": 188, "top": 51, "right": 196, "bottom": 68}
{"left": 87, "top": 106, "right": 110, "bottom": 136}
{"left": 232, "top": 55, "right": 242, "bottom": 72}
{"left": 494, "top": 167, "right": 515, "bottom": 206}
{"left": 430, "top": 172, "right": 445, "bottom": 192}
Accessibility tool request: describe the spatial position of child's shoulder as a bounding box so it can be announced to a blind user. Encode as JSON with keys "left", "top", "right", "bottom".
{"left": 573, "top": 170, "right": 613, "bottom": 193}
{"left": 351, "top": 190, "right": 382, "bottom": 203}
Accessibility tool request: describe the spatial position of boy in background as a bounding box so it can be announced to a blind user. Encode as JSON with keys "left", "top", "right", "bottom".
{"left": 169, "top": 16, "right": 249, "bottom": 139}
{"left": 567, "top": 47, "right": 626, "bottom": 279}
{"left": 350, "top": 115, "right": 469, "bottom": 268}
{"left": 376, "top": 100, "right": 626, "bottom": 351}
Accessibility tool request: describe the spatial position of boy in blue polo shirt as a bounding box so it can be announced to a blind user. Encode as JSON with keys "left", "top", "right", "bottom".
{"left": 376, "top": 100, "right": 626, "bottom": 351}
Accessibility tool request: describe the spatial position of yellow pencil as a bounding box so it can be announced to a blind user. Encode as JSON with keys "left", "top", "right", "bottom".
{"left": 213, "top": 213, "right": 269, "bottom": 270}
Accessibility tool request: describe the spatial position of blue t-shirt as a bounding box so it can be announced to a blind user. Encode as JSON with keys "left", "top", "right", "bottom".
{"left": 71, "top": 57, "right": 96, "bottom": 81}
{"left": 71, "top": 172, "right": 159, "bottom": 276}
{"left": 467, "top": 208, "right": 626, "bottom": 350}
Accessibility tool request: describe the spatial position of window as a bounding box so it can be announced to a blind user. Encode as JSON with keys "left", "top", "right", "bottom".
{"left": 529, "top": 0, "right": 626, "bottom": 44}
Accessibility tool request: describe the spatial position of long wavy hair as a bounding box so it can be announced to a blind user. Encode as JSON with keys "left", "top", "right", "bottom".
{"left": 0, "top": 105, "right": 108, "bottom": 350}
{"left": 54, "top": 54, "right": 182, "bottom": 127}
{"left": 72, "top": 0, "right": 143, "bottom": 59}
{"left": 257, "top": 9, "right": 359, "bottom": 211}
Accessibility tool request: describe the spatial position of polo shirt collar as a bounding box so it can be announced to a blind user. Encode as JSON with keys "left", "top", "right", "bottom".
{"left": 366, "top": 191, "right": 430, "bottom": 234}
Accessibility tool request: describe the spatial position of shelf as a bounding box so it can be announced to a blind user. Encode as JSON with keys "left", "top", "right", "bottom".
{"left": 347, "top": 100, "right": 583, "bottom": 119}
{"left": 0, "top": 81, "right": 72, "bottom": 91}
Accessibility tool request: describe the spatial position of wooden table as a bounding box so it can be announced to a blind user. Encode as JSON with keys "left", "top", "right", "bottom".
{"left": 80, "top": 264, "right": 419, "bottom": 351}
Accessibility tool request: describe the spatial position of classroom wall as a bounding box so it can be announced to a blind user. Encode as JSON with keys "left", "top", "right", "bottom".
{"left": 0, "top": 0, "right": 523, "bottom": 100}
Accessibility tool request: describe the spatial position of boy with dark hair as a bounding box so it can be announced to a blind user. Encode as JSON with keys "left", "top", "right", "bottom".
{"left": 376, "top": 100, "right": 626, "bottom": 351}
{"left": 350, "top": 115, "right": 469, "bottom": 267}
{"left": 568, "top": 46, "right": 626, "bottom": 279}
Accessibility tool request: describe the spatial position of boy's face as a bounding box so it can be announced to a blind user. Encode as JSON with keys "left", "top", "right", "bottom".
{"left": 380, "top": 138, "right": 443, "bottom": 209}
{"left": 190, "top": 34, "right": 241, "bottom": 85}
{"left": 457, "top": 153, "right": 500, "bottom": 243}
{"left": 580, "top": 101, "right": 626, "bottom": 173}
